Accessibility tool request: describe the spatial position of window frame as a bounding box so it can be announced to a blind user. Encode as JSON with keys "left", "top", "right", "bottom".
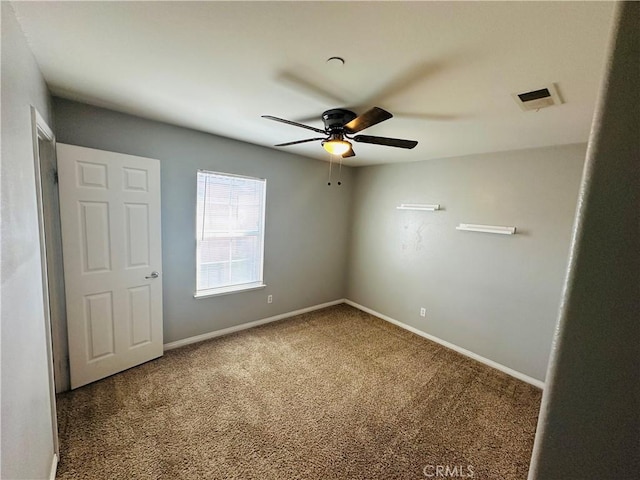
{"left": 193, "top": 169, "right": 267, "bottom": 299}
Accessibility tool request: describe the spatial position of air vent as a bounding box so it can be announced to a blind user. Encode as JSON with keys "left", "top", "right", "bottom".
{"left": 512, "top": 83, "right": 562, "bottom": 111}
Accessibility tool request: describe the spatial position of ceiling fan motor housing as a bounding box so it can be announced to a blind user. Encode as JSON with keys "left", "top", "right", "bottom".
{"left": 322, "top": 109, "right": 357, "bottom": 132}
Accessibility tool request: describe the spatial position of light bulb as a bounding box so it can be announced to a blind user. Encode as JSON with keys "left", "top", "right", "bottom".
{"left": 322, "top": 139, "right": 351, "bottom": 156}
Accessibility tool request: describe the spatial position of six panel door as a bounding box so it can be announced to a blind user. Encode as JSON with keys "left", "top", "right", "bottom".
{"left": 57, "top": 143, "right": 163, "bottom": 389}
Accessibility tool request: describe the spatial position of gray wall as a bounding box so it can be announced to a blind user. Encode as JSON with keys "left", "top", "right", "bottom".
{"left": 347, "top": 144, "right": 586, "bottom": 381}
{"left": 529, "top": 2, "right": 640, "bottom": 477}
{"left": 52, "top": 99, "right": 353, "bottom": 349}
{"left": 0, "top": 3, "right": 56, "bottom": 479}
{"left": 38, "top": 134, "right": 69, "bottom": 393}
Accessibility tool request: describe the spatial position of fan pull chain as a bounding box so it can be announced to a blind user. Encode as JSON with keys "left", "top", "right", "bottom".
{"left": 327, "top": 155, "right": 344, "bottom": 186}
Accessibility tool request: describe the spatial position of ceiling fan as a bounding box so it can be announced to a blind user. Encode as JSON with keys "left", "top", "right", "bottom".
{"left": 262, "top": 107, "right": 418, "bottom": 158}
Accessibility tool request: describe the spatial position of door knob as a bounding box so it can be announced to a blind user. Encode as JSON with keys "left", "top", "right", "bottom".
{"left": 145, "top": 271, "right": 160, "bottom": 279}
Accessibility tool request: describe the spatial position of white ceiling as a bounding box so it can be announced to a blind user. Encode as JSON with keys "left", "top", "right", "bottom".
{"left": 12, "top": 1, "right": 615, "bottom": 166}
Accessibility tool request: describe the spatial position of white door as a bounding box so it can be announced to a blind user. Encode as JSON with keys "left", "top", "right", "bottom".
{"left": 57, "top": 143, "right": 163, "bottom": 389}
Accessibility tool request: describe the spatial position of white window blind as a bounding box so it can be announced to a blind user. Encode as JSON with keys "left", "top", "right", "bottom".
{"left": 195, "top": 171, "right": 266, "bottom": 296}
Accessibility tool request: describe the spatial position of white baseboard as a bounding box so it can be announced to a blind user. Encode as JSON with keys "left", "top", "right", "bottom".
{"left": 163, "top": 299, "right": 346, "bottom": 351}
{"left": 344, "top": 299, "right": 545, "bottom": 389}
{"left": 50, "top": 453, "right": 58, "bottom": 480}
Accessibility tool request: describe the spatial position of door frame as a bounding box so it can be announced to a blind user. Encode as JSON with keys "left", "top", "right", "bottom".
{"left": 30, "top": 106, "right": 60, "bottom": 462}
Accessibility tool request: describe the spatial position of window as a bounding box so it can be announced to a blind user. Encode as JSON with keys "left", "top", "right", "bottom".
{"left": 195, "top": 170, "right": 266, "bottom": 297}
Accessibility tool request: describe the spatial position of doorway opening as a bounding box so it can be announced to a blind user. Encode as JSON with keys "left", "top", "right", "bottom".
{"left": 31, "top": 106, "right": 67, "bottom": 465}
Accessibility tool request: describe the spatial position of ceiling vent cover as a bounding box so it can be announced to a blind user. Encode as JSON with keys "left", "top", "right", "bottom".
{"left": 512, "top": 83, "right": 562, "bottom": 111}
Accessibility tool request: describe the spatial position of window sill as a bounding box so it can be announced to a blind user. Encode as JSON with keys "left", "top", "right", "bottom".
{"left": 194, "top": 282, "right": 266, "bottom": 299}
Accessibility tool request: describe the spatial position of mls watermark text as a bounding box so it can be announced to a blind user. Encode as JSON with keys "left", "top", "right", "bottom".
{"left": 423, "top": 464, "right": 475, "bottom": 478}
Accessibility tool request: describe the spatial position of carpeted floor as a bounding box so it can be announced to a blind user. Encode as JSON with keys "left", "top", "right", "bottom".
{"left": 56, "top": 304, "right": 542, "bottom": 480}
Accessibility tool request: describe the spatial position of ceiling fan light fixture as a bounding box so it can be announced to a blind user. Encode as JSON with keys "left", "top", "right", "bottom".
{"left": 322, "top": 139, "right": 351, "bottom": 156}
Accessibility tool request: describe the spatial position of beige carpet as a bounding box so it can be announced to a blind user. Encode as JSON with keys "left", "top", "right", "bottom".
{"left": 56, "top": 304, "right": 541, "bottom": 480}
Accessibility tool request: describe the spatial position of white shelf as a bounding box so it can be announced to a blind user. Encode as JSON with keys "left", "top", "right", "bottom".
{"left": 396, "top": 203, "right": 440, "bottom": 211}
{"left": 456, "top": 223, "right": 516, "bottom": 235}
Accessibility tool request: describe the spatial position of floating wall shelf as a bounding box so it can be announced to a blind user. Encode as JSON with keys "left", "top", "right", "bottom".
{"left": 396, "top": 203, "right": 441, "bottom": 211}
{"left": 456, "top": 223, "right": 517, "bottom": 235}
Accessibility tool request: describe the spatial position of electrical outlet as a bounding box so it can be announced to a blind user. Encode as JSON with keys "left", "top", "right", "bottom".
{"left": 267, "top": 295, "right": 273, "bottom": 304}
{"left": 420, "top": 307, "right": 426, "bottom": 317}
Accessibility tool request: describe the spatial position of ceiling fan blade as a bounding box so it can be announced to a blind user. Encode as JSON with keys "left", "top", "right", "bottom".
{"left": 293, "top": 113, "right": 324, "bottom": 124}
{"left": 362, "top": 60, "right": 447, "bottom": 106}
{"left": 343, "top": 107, "right": 393, "bottom": 133}
{"left": 294, "top": 105, "right": 360, "bottom": 124}
{"left": 342, "top": 145, "right": 356, "bottom": 158}
{"left": 262, "top": 115, "right": 326, "bottom": 134}
{"left": 353, "top": 135, "right": 418, "bottom": 149}
{"left": 394, "top": 112, "right": 462, "bottom": 121}
{"left": 274, "top": 137, "right": 326, "bottom": 147}
{"left": 277, "top": 70, "right": 348, "bottom": 105}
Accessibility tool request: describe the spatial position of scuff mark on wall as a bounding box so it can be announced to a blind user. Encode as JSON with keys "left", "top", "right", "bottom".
{"left": 401, "top": 221, "right": 427, "bottom": 252}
